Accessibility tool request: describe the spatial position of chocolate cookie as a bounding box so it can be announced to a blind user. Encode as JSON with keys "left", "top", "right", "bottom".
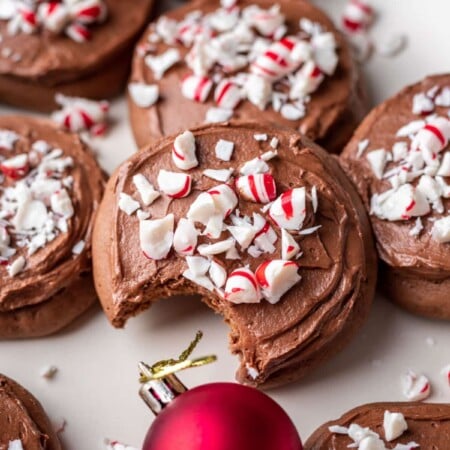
{"left": 341, "top": 74, "right": 450, "bottom": 320}
{"left": 0, "top": 374, "right": 61, "bottom": 450}
{"left": 305, "top": 402, "right": 450, "bottom": 449}
{"left": 0, "top": 116, "right": 104, "bottom": 338}
{"left": 0, "top": 0, "right": 154, "bottom": 111}
{"left": 92, "top": 122, "right": 376, "bottom": 388}
{"left": 128, "top": 0, "right": 367, "bottom": 153}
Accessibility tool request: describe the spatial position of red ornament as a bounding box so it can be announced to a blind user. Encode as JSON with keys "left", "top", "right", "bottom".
{"left": 142, "top": 382, "right": 302, "bottom": 450}
{"left": 138, "top": 332, "right": 303, "bottom": 450}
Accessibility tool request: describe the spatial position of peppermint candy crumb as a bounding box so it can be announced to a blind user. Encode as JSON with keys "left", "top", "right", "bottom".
{"left": 215, "top": 139, "right": 235, "bottom": 161}
{"left": 72, "top": 240, "right": 85, "bottom": 255}
{"left": 40, "top": 365, "right": 58, "bottom": 380}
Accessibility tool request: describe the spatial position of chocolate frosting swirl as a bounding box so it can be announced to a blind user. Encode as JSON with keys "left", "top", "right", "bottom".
{"left": 93, "top": 122, "right": 376, "bottom": 388}
{"left": 305, "top": 402, "right": 450, "bottom": 449}
{"left": 0, "top": 374, "right": 61, "bottom": 450}
{"left": 0, "top": 116, "right": 104, "bottom": 338}
{"left": 128, "top": 0, "right": 367, "bottom": 153}
{"left": 341, "top": 74, "right": 450, "bottom": 319}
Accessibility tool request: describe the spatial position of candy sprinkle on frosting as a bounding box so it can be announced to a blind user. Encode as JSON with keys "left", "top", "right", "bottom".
{"left": 120, "top": 129, "right": 321, "bottom": 305}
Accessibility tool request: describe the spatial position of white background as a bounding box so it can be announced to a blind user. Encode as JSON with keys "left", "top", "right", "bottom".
{"left": 1, "top": 1, "right": 450, "bottom": 448}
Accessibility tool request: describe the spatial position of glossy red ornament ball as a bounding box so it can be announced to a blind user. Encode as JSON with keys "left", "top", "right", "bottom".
{"left": 142, "top": 382, "right": 303, "bottom": 450}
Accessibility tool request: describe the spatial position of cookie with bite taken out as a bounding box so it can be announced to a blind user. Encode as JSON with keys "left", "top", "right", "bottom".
{"left": 92, "top": 121, "right": 376, "bottom": 388}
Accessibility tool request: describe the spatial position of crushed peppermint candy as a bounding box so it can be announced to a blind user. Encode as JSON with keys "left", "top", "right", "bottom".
{"left": 7, "top": 440, "right": 24, "bottom": 450}
{"left": 52, "top": 94, "right": 110, "bottom": 136}
{"left": 104, "top": 439, "right": 138, "bottom": 450}
{"left": 360, "top": 86, "right": 450, "bottom": 243}
{"left": 40, "top": 364, "right": 58, "bottom": 379}
{"left": 0, "top": 0, "right": 108, "bottom": 42}
{"left": 121, "top": 130, "right": 322, "bottom": 306}
{"left": 329, "top": 416, "right": 418, "bottom": 450}
{"left": 401, "top": 370, "right": 431, "bottom": 401}
{"left": 134, "top": 2, "right": 340, "bottom": 124}
{"left": 0, "top": 133, "right": 76, "bottom": 277}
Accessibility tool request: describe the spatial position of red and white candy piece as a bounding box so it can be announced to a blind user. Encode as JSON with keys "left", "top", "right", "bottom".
{"left": 207, "top": 183, "right": 238, "bottom": 218}
{"left": 371, "top": 184, "right": 430, "bottom": 221}
{"left": 53, "top": 94, "right": 109, "bottom": 134}
{"left": 236, "top": 174, "right": 276, "bottom": 204}
{"left": 172, "top": 130, "right": 198, "bottom": 170}
{"left": 214, "top": 80, "right": 242, "bottom": 110}
{"left": 38, "top": 2, "right": 70, "bottom": 34}
{"left": 0, "top": 154, "right": 29, "bottom": 180}
{"left": 251, "top": 37, "right": 300, "bottom": 81}
{"left": 105, "top": 439, "right": 138, "bottom": 450}
{"left": 70, "top": 0, "right": 107, "bottom": 25}
{"left": 441, "top": 364, "right": 450, "bottom": 386}
{"left": 269, "top": 187, "right": 306, "bottom": 230}
{"left": 289, "top": 61, "right": 324, "bottom": 100}
{"left": 342, "top": 0, "right": 374, "bottom": 33}
{"left": 255, "top": 260, "right": 301, "bottom": 304}
{"left": 412, "top": 117, "right": 450, "bottom": 155}
{"left": 140, "top": 214, "right": 174, "bottom": 260}
{"left": 401, "top": 370, "right": 431, "bottom": 402}
{"left": 281, "top": 229, "right": 300, "bottom": 260}
{"left": 252, "top": 213, "right": 277, "bottom": 254}
{"left": 17, "top": 4, "right": 38, "bottom": 34}
{"left": 181, "top": 74, "right": 213, "bottom": 103}
{"left": 243, "top": 4, "right": 284, "bottom": 37}
{"left": 173, "top": 218, "right": 198, "bottom": 255}
{"left": 157, "top": 170, "right": 192, "bottom": 198}
{"left": 65, "top": 22, "right": 91, "bottom": 42}
{"left": 224, "top": 267, "right": 261, "bottom": 304}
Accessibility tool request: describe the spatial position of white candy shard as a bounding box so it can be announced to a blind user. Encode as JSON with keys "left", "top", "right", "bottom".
{"left": 367, "top": 149, "right": 389, "bottom": 179}
{"left": 290, "top": 61, "right": 324, "bottom": 100}
{"left": 269, "top": 188, "right": 306, "bottom": 230}
{"left": 7, "top": 440, "right": 24, "bottom": 450}
{"left": 140, "top": 214, "right": 174, "bottom": 260}
{"left": 173, "top": 218, "right": 198, "bottom": 255}
{"left": 172, "top": 130, "right": 198, "bottom": 170}
{"left": 72, "top": 240, "right": 85, "bottom": 255}
{"left": 8, "top": 256, "right": 26, "bottom": 277}
{"left": 181, "top": 74, "right": 213, "bottom": 103}
{"left": 244, "top": 74, "right": 272, "bottom": 110}
{"left": 225, "top": 267, "right": 261, "bottom": 304}
{"left": 401, "top": 370, "right": 431, "bottom": 401}
{"left": 203, "top": 168, "right": 233, "bottom": 182}
{"left": 118, "top": 193, "right": 140, "bottom": 216}
{"left": 240, "top": 157, "right": 270, "bottom": 176}
{"left": 281, "top": 229, "right": 300, "bottom": 260}
{"left": 198, "top": 238, "right": 235, "bottom": 256}
{"left": 209, "top": 261, "right": 227, "bottom": 288}
{"left": 187, "top": 192, "right": 216, "bottom": 225}
{"left": 396, "top": 120, "right": 425, "bottom": 137}
{"left": 128, "top": 82, "right": 159, "bottom": 108}
{"left": 431, "top": 216, "right": 450, "bottom": 243}
{"left": 436, "top": 87, "right": 450, "bottom": 107}
{"left": 253, "top": 213, "right": 277, "bottom": 253}
{"left": 215, "top": 139, "right": 234, "bottom": 161}
{"left": 412, "top": 92, "right": 434, "bottom": 115}
{"left": 0, "top": 130, "right": 19, "bottom": 150}
{"left": 356, "top": 139, "right": 370, "bottom": 158}
{"left": 145, "top": 49, "right": 181, "bottom": 80}
{"left": 205, "top": 107, "right": 233, "bottom": 123}
{"left": 255, "top": 260, "right": 301, "bottom": 304}
{"left": 280, "top": 103, "right": 305, "bottom": 121}
{"left": 132, "top": 174, "right": 160, "bottom": 206}
{"left": 358, "top": 436, "right": 386, "bottom": 450}
{"left": 157, "top": 170, "right": 192, "bottom": 198}
{"left": 51, "top": 189, "right": 74, "bottom": 218}
{"left": 207, "top": 184, "right": 238, "bottom": 218}
{"left": 383, "top": 411, "right": 408, "bottom": 442}
{"left": 236, "top": 174, "right": 277, "bottom": 203}
{"left": 227, "top": 223, "right": 256, "bottom": 250}
{"left": 40, "top": 365, "right": 58, "bottom": 379}
{"left": 412, "top": 117, "right": 450, "bottom": 155}
{"left": 437, "top": 152, "right": 450, "bottom": 176}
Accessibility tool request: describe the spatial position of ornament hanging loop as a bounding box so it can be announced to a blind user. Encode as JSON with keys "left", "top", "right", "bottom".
{"left": 138, "top": 331, "right": 216, "bottom": 415}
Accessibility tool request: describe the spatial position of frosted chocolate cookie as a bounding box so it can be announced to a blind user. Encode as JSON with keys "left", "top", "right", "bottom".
{"left": 128, "top": 0, "right": 367, "bottom": 153}
{"left": 0, "top": 116, "right": 104, "bottom": 338}
{"left": 0, "top": 0, "right": 154, "bottom": 111}
{"left": 92, "top": 122, "right": 376, "bottom": 388}
{"left": 341, "top": 74, "right": 450, "bottom": 320}
{"left": 305, "top": 402, "right": 450, "bottom": 450}
{"left": 0, "top": 374, "right": 61, "bottom": 450}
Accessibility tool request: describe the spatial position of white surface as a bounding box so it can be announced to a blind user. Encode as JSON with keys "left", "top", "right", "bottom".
{"left": 1, "top": 1, "right": 450, "bottom": 449}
